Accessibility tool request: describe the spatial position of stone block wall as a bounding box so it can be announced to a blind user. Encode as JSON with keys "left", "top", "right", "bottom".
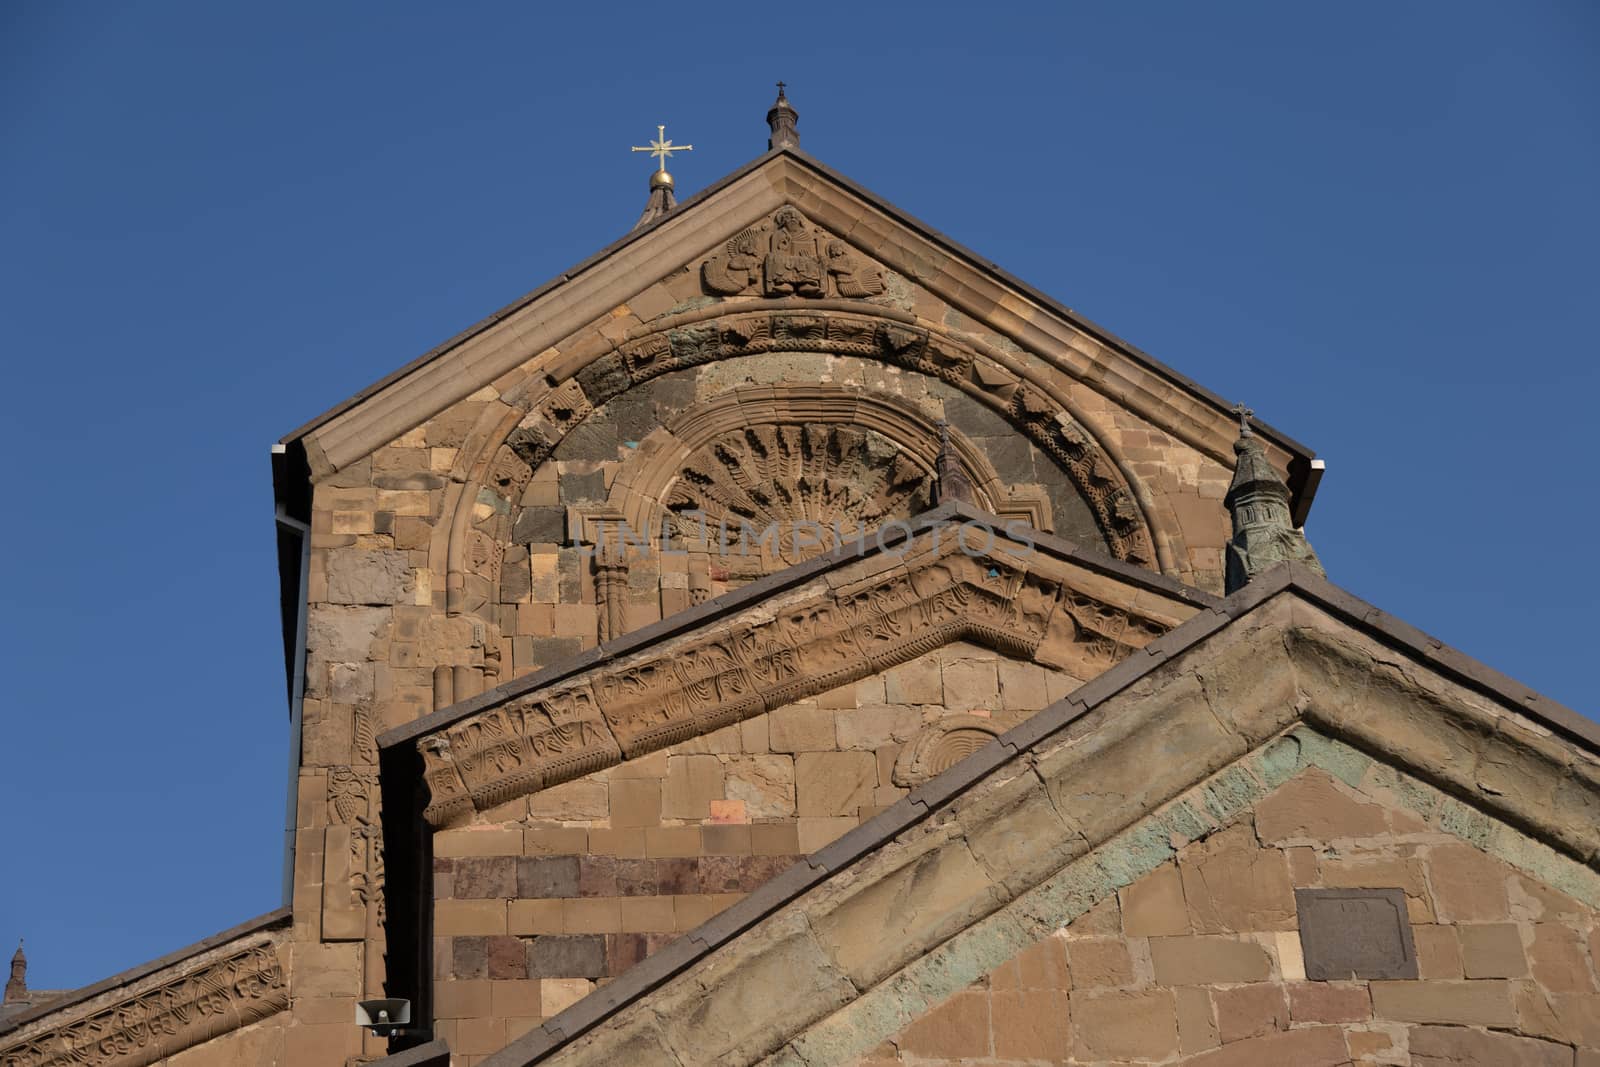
{"left": 850, "top": 767, "right": 1600, "bottom": 1065}
{"left": 426, "top": 643, "right": 1078, "bottom": 1058}
{"left": 282, "top": 206, "right": 1270, "bottom": 1060}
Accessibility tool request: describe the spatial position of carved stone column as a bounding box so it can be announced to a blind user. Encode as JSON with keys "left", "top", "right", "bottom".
{"left": 594, "top": 549, "right": 628, "bottom": 644}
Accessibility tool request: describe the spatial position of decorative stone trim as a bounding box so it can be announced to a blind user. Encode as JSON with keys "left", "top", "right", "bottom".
{"left": 0, "top": 943, "right": 286, "bottom": 1067}
{"left": 418, "top": 536, "right": 1176, "bottom": 826}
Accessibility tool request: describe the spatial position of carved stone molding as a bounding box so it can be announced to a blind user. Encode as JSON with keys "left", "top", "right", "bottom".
{"left": 479, "top": 307, "right": 1155, "bottom": 583}
{"left": 892, "top": 714, "right": 1016, "bottom": 788}
{"left": 0, "top": 944, "right": 286, "bottom": 1067}
{"left": 701, "top": 208, "right": 885, "bottom": 299}
{"left": 417, "top": 537, "right": 1177, "bottom": 826}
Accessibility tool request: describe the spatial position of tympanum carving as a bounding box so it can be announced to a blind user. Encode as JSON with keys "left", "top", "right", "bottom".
{"left": 701, "top": 208, "right": 885, "bottom": 299}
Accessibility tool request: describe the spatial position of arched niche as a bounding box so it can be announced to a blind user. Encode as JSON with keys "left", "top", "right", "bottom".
{"left": 441, "top": 302, "right": 1180, "bottom": 625}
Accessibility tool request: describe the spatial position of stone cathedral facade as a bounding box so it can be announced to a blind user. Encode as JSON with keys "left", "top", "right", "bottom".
{"left": 4, "top": 92, "right": 1598, "bottom": 1067}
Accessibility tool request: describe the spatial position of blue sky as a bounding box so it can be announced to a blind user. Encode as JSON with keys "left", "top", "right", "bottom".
{"left": 2, "top": 2, "right": 1594, "bottom": 991}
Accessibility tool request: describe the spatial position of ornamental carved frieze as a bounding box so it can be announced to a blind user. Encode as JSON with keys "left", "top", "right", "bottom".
{"left": 701, "top": 208, "right": 885, "bottom": 299}
{"left": 0, "top": 944, "right": 286, "bottom": 1067}
{"left": 608, "top": 310, "right": 1155, "bottom": 567}
{"left": 418, "top": 543, "right": 1175, "bottom": 825}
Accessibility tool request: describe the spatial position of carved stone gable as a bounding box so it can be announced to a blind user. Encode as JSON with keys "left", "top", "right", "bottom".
{"left": 701, "top": 207, "right": 885, "bottom": 299}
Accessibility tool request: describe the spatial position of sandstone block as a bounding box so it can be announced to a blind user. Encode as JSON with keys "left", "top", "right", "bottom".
{"left": 1427, "top": 843, "right": 1511, "bottom": 922}
{"left": 1067, "top": 939, "right": 1134, "bottom": 988}
{"left": 608, "top": 778, "right": 661, "bottom": 828}
{"left": 661, "top": 754, "right": 724, "bottom": 819}
{"left": 539, "top": 977, "right": 592, "bottom": 1017}
{"left": 942, "top": 659, "right": 999, "bottom": 710}
{"left": 325, "top": 549, "right": 412, "bottom": 605}
{"left": 1287, "top": 981, "right": 1370, "bottom": 1024}
{"left": 1368, "top": 979, "right": 1515, "bottom": 1027}
{"left": 1529, "top": 923, "right": 1596, "bottom": 992}
{"left": 896, "top": 990, "right": 990, "bottom": 1060}
{"left": 454, "top": 1016, "right": 506, "bottom": 1056}
{"left": 1070, "top": 989, "right": 1178, "bottom": 1061}
{"left": 884, "top": 662, "right": 942, "bottom": 704}
{"left": 1180, "top": 1024, "right": 1350, "bottom": 1067}
{"left": 644, "top": 826, "right": 702, "bottom": 857}
{"left": 990, "top": 989, "right": 1070, "bottom": 1061}
{"left": 1413, "top": 923, "right": 1463, "bottom": 979}
{"left": 1458, "top": 922, "right": 1528, "bottom": 979}
{"left": 796, "top": 751, "right": 876, "bottom": 816}
{"left": 1213, "top": 983, "right": 1287, "bottom": 1044}
{"left": 1149, "top": 936, "right": 1272, "bottom": 985}
{"left": 434, "top": 899, "right": 507, "bottom": 936}
{"left": 618, "top": 896, "right": 675, "bottom": 933}
{"left": 770, "top": 705, "right": 837, "bottom": 753}
{"left": 1174, "top": 986, "right": 1219, "bottom": 1054}
{"left": 507, "top": 899, "right": 563, "bottom": 935}
{"left": 724, "top": 755, "right": 796, "bottom": 819}
{"left": 1254, "top": 768, "right": 1390, "bottom": 844}
{"left": 750, "top": 821, "right": 800, "bottom": 855}
{"left": 1177, "top": 824, "right": 1296, "bottom": 933}
{"left": 1409, "top": 1023, "right": 1574, "bottom": 1067}
{"left": 834, "top": 704, "right": 920, "bottom": 750}
{"left": 1120, "top": 860, "right": 1190, "bottom": 937}
{"left": 562, "top": 898, "right": 621, "bottom": 933}
{"left": 996, "top": 660, "right": 1051, "bottom": 711}
{"left": 434, "top": 978, "right": 492, "bottom": 1019}
{"left": 797, "top": 815, "right": 857, "bottom": 853}
{"left": 527, "top": 777, "right": 609, "bottom": 822}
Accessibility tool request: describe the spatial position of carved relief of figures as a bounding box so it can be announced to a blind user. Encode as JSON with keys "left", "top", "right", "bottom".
{"left": 701, "top": 208, "right": 884, "bottom": 299}
{"left": 0, "top": 944, "right": 286, "bottom": 1067}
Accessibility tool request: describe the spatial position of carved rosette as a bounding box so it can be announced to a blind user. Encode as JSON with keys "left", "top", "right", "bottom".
{"left": 0, "top": 944, "right": 287, "bottom": 1067}
{"left": 665, "top": 422, "right": 934, "bottom": 561}
{"left": 893, "top": 714, "right": 1015, "bottom": 787}
{"left": 418, "top": 540, "right": 1174, "bottom": 825}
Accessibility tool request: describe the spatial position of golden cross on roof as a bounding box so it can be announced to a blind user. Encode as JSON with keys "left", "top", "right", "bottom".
{"left": 631, "top": 124, "right": 693, "bottom": 173}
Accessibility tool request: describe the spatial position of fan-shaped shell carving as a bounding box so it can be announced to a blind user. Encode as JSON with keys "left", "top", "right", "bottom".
{"left": 892, "top": 714, "right": 1009, "bottom": 787}
{"left": 664, "top": 422, "right": 933, "bottom": 555}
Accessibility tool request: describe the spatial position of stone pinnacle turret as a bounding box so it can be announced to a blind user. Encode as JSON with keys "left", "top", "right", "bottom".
{"left": 767, "top": 82, "right": 799, "bottom": 150}
{"left": 1224, "top": 403, "right": 1324, "bottom": 593}
{"left": 5, "top": 942, "right": 25, "bottom": 1003}
{"left": 933, "top": 421, "right": 975, "bottom": 506}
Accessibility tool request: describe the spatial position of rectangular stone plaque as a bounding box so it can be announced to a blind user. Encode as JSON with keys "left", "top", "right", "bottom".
{"left": 1295, "top": 887, "right": 1418, "bottom": 980}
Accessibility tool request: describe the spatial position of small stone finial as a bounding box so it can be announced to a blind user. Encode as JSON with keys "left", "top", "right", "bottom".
{"left": 1231, "top": 401, "right": 1254, "bottom": 438}
{"left": 5, "top": 941, "right": 25, "bottom": 1003}
{"left": 630, "top": 124, "right": 693, "bottom": 232}
{"left": 767, "top": 82, "right": 799, "bottom": 150}
{"left": 1223, "top": 411, "right": 1323, "bottom": 593}
{"left": 932, "top": 420, "right": 976, "bottom": 506}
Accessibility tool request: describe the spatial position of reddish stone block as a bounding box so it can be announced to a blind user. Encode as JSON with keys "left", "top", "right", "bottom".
{"left": 1212, "top": 983, "right": 1287, "bottom": 1043}
{"left": 1287, "top": 981, "right": 1371, "bottom": 1024}
{"left": 486, "top": 935, "right": 527, "bottom": 980}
